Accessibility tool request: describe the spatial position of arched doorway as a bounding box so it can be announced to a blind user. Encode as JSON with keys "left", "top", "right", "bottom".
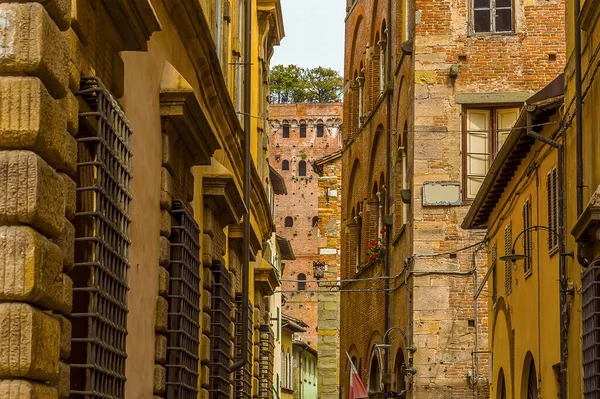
{"left": 368, "top": 349, "right": 381, "bottom": 393}
{"left": 526, "top": 359, "right": 538, "bottom": 399}
{"left": 497, "top": 368, "right": 507, "bottom": 399}
{"left": 393, "top": 349, "right": 406, "bottom": 395}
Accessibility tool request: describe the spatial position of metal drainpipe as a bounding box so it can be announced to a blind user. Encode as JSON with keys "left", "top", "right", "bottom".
{"left": 472, "top": 243, "right": 485, "bottom": 385}
{"left": 383, "top": 0, "right": 392, "bottom": 391}
{"left": 230, "top": 0, "right": 252, "bottom": 373}
{"left": 574, "top": 0, "right": 588, "bottom": 268}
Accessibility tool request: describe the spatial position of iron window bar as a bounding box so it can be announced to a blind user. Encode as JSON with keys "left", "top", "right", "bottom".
{"left": 210, "top": 262, "right": 234, "bottom": 398}
{"left": 166, "top": 200, "right": 201, "bottom": 399}
{"left": 70, "top": 77, "right": 133, "bottom": 399}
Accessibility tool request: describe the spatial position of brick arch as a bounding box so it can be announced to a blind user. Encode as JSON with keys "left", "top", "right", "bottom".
{"left": 347, "top": 158, "right": 362, "bottom": 218}
{"left": 368, "top": 125, "right": 385, "bottom": 190}
{"left": 348, "top": 12, "right": 366, "bottom": 77}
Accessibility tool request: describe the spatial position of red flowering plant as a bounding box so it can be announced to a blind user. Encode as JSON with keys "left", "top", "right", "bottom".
{"left": 366, "top": 227, "right": 387, "bottom": 263}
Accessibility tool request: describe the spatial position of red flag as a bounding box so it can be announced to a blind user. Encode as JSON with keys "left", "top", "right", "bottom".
{"left": 347, "top": 352, "right": 369, "bottom": 399}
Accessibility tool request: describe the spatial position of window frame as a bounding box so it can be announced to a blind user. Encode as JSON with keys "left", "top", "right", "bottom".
{"left": 523, "top": 197, "right": 533, "bottom": 278}
{"left": 547, "top": 166, "right": 559, "bottom": 254}
{"left": 462, "top": 104, "right": 521, "bottom": 200}
{"left": 282, "top": 122, "right": 290, "bottom": 138}
{"left": 316, "top": 123, "right": 324, "bottom": 137}
{"left": 282, "top": 160, "right": 290, "bottom": 171}
{"left": 504, "top": 222, "right": 512, "bottom": 295}
{"left": 471, "top": 0, "right": 515, "bottom": 35}
{"left": 284, "top": 216, "right": 294, "bottom": 228}
{"left": 299, "top": 122, "right": 307, "bottom": 138}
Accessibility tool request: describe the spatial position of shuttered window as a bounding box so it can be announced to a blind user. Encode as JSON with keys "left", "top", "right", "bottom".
{"left": 492, "top": 242, "right": 498, "bottom": 302}
{"left": 547, "top": 167, "right": 559, "bottom": 253}
{"left": 464, "top": 106, "right": 519, "bottom": 198}
{"left": 523, "top": 198, "right": 532, "bottom": 277}
{"left": 70, "top": 77, "right": 132, "bottom": 398}
{"left": 504, "top": 223, "right": 512, "bottom": 295}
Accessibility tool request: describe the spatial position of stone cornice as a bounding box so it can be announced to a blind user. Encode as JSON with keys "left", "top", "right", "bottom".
{"left": 102, "top": 0, "right": 161, "bottom": 51}
{"left": 160, "top": 89, "right": 221, "bottom": 166}
{"left": 202, "top": 165, "right": 246, "bottom": 227}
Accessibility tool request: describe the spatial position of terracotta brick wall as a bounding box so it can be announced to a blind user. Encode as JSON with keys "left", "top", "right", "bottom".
{"left": 269, "top": 103, "right": 343, "bottom": 349}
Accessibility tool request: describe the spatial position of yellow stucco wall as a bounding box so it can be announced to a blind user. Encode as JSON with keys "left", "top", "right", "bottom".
{"left": 486, "top": 112, "right": 567, "bottom": 399}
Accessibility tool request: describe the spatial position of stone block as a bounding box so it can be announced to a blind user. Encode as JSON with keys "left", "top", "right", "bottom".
{"left": 52, "top": 219, "right": 74, "bottom": 272}
{"left": 158, "top": 266, "right": 169, "bottom": 297}
{"left": 202, "top": 234, "right": 213, "bottom": 265}
{"left": 67, "top": 61, "right": 80, "bottom": 94}
{"left": 57, "top": 173, "right": 76, "bottom": 220}
{"left": 158, "top": 236, "right": 170, "bottom": 267}
{"left": 413, "top": 286, "right": 450, "bottom": 311}
{"left": 200, "top": 334, "right": 210, "bottom": 364}
{"left": 0, "top": 151, "right": 65, "bottom": 238}
{"left": 160, "top": 209, "right": 171, "bottom": 238}
{"left": 155, "top": 296, "right": 168, "bottom": 333}
{"left": 153, "top": 364, "right": 165, "bottom": 395}
{"left": 200, "top": 388, "right": 209, "bottom": 399}
{"left": 0, "top": 77, "right": 76, "bottom": 175}
{"left": 200, "top": 365, "right": 210, "bottom": 388}
{"left": 0, "top": 3, "right": 69, "bottom": 99}
{"left": 202, "top": 266, "right": 213, "bottom": 290}
{"left": 202, "top": 290, "right": 211, "bottom": 312}
{"left": 3, "top": 0, "right": 72, "bottom": 31}
{"left": 154, "top": 334, "right": 166, "bottom": 364}
{"left": 0, "top": 380, "right": 57, "bottom": 398}
{"left": 56, "top": 274, "right": 72, "bottom": 315}
{"left": 0, "top": 225, "right": 69, "bottom": 311}
{"left": 202, "top": 312, "right": 211, "bottom": 335}
{"left": 58, "top": 90, "right": 78, "bottom": 136}
{"left": 0, "top": 302, "right": 60, "bottom": 381}
{"left": 54, "top": 362, "right": 69, "bottom": 398}
{"left": 160, "top": 168, "right": 173, "bottom": 211}
{"left": 52, "top": 314, "right": 71, "bottom": 360}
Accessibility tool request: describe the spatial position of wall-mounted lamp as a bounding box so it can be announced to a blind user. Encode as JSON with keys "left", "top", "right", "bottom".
{"left": 499, "top": 225, "right": 574, "bottom": 266}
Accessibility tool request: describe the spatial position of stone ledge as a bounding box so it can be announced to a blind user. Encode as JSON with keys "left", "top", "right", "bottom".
{"left": 0, "top": 3, "right": 69, "bottom": 99}
{"left": 0, "top": 302, "right": 60, "bottom": 382}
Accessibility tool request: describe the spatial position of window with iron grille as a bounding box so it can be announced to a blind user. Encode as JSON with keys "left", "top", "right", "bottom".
{"left": 234, "top": 294, "right": 253, "bottom": 399}
{"left": 472, "top": 0, "right": 513, "bottom": 33}
{"left": 491, "top": 242, "right": 498, "bottom": 302}
{"left": 582, "top": 265, "right": 600, "bottom": 398}
{"left": 166, "top": 200, "right": 201, "bottom": 399}
{"left": 210, "top": 262, "right": 233, "bottom": 399}
{"left": 547, "top": 167, "right": 559, "bottom": 253}
{"left": 70, "top": 77, "right": 132, "bottom": 398}
{"left": 523, "top": 198, "right": 532, "bottom": 277}
{"left": 504, "top": 223, "right": 512, "bottom": 295}
{"left": 257, "top": 325, "right": 275, "bottom": 398}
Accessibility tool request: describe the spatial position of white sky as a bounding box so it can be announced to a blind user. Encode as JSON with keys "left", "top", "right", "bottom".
{"left": 271, "top": 0, "right": 346, "bottom": 75}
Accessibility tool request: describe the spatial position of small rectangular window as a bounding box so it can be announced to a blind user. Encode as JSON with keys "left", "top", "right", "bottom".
{"left": 300, "top": 123, "right": 307, "bottom": 138}
{"left": 283, "top": 124, "right": 290, "bottom": 138}
{"left": 472, "top": 0, "right": 513, "bottom": 33}
{"left": 547, "top": 167, "right": 559, "bottom": 253}
{"left": 504, "top": 222, "right": 512, "bottom": 295}
{"left": 317, "top": 124, "right": 324, "bottom": 137}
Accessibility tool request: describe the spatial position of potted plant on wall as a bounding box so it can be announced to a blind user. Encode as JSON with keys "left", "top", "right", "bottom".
{"left": 366, "top": 228, "right": 387, "bottom": 263}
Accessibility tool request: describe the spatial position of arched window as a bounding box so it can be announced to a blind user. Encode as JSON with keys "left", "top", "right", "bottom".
{"left": 284, "top": 217, "right": 293, "bottom": 227}
{"left": 317, "top": 122, "right": 325, "bottom": 137}
{"left": 368, "top": 352, "right": 381, "bottom": 392}
{"left": 283, "top": 122, "right": 290, "bottom": 138}
{"left": 298, "top": 160, "right": 307, "bottom": 176}
{"left": 298, "top": 273, "right": 306, "bottom": 291}
{"left": 312, "top": 216, "right": 319, "bottom": 227}
{"left": 282, "top": 160, "right": 289, "bottom": 170}
{"left": 300, "top": 121, "right": 307, "bottom": 138}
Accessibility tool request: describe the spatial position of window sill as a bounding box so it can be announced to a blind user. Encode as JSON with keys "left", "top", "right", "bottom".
{"left": 467, "top": 31, "right": 518, "bottom": 38}
{"left": 282, "top": 387, "right": 294, "bottom": 394}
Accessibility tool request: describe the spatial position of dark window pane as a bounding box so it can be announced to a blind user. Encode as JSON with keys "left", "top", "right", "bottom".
{"left": 496, "top": 0, "right": 511, "bottom": 8}
{"left": 474, "top": 9, "right": 491, "bottom": 32}
{"left": 496, "top": 9, "right": 512, "bottom": 31}
{"left": 474, "top": 0, "right": 490, "bottom": 8}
